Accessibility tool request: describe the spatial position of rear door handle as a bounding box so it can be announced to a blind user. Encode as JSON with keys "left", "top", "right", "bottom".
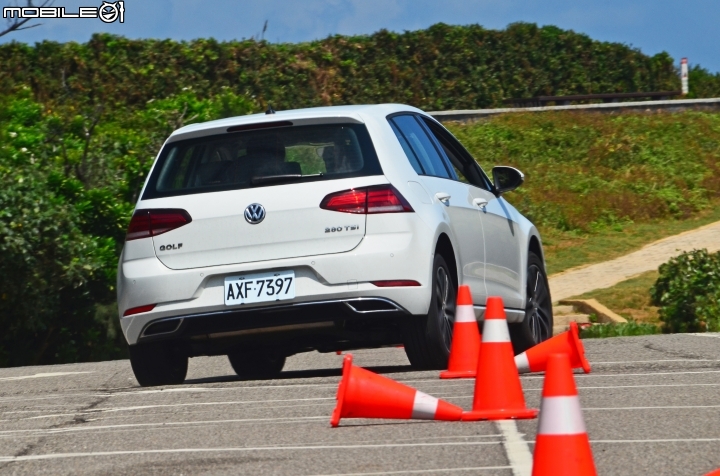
{"left": 435, "top": 192, "right": 451, "bottom": 204}
{"left": 473, "top": 198, "right": 488, "bottom": 209}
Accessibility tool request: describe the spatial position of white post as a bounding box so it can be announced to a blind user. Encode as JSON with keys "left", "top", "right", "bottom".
{"left": 681, "top": 58, "right": 689, "bottom": 95}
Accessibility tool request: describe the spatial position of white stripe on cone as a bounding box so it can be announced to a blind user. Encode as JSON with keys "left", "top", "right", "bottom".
{"left": 411, "top": 391, "right": 439, "bottom": 420}
{"left": 482, "top": 319, "right": 511, "bottom": 343}
{"left": 537, "top": 396, "right": 587, "bottom": 435}
{"left": 515, "top": 352, "right": 530, "bottom": 373}
{"left": 455, "top": 304, "right": 476, "bottom": 323}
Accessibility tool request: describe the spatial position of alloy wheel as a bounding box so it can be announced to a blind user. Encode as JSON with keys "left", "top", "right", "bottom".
{"left": 526, "top": 264, "right": 552, "bottom": 343}
{"left": 435, "top": 265, "right": 456, "bottom": 350}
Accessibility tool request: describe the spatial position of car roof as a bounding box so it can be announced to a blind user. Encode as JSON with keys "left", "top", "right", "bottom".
{"left": 168, "top": 103, "right": 424, "bottom": 141}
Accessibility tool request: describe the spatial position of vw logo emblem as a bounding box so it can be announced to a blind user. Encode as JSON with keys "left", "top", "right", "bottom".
{"left": 244, "top": 203, "right": 266, "bottom": 224}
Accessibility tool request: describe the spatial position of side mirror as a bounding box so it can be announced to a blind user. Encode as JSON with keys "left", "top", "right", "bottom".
{"left": 492, "top": 166, "right": 524, "bottom": 195}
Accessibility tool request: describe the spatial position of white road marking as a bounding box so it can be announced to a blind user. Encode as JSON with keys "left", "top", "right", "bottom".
{"left": 0, "top": 386, "right": 326, "bottom": 404}
{"left": 522, "top": 369, "right": 720, "bottom": 379}
{"left": 591, "top": 359, "right": 720, "bottom": 364}
{"left": 0, "top": 393, "right": 116, "bottom": 404}
{"left": 575, "top": 383, "right": 720, "bottom": 390}
{"left": 0, "top": 441, "right": 504, "bottom": 463}
{"left": 18, "top": 397, "right": 336, "bottom": 420}
{"left": 0, "top": 372, "right": 92, "bottom": 382}
{"left": 433, "top": 382, "right": 720, "bottom": 400}
{"left": 0, "top": 379, "right": 465, "bottom": 403}
{"left": 111, "top": 387, "right": 215, "bottom": 395}
{"left": 21, "top": 402, "right": 333, "bottom": 421}
{"left": 351, "top": 435, "right": 502, "bottom": 444}
{"left": 20, "top": 413, "right": 82, "bottom": 420}
{"left": 495, "top": 420, "right": 532, "bottom": 476}
{"left": 0, "top": 416, "right": 329, "bottom": 437}
{"left": 308, "top": 466, "right": 513, "bottom": 475}
{"left": 10, "top": 382, "right": 720, "bottom": 422}
{"left": 189, "top": 382, "right": 339, "bottom": 390}
{"left": 584, "top": 404, "right": 720, "bottom": 411}
{"left": 3, "top": 373, "right": 705, "bottom": 406}
{"left": 591, "top": 438, "right": 720, "bottom": 443}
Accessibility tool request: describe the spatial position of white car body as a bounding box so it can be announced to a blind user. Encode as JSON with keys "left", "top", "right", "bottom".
{"left": 117, "top": 104, "right": 547, "bottom": 367}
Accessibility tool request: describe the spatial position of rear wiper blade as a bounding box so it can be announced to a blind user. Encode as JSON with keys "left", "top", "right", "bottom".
{"left": 251, "top": 174, "right": 301, "bottom": 185}
{"left": 251, "top": 173, "right": 322, "bottom": 185}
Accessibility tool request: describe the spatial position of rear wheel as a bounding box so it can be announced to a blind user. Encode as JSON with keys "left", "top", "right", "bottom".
{"left": 510, "top": 252, "right": 553, "bottom": 354}
{"left": 403, "top": 253, "right": 456, "bottom": 370}
{"left": 227, "top": 351, "right": 286, "bottom": 379}
{"left": 129, "top": 342, "right": 188, "bottom": 387}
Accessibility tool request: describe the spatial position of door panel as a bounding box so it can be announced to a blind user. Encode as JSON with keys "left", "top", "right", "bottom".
{"left": 481, "top": 196, "right": 524, "bottom": 308}
{"left": 418, "top": 176, "right": 487, "bottom": 302}
{"left": 418, "top": 115, "right": 522, "bottom": 309}
{"left": 388, "top": 114, "right": 487, "bottom": 303}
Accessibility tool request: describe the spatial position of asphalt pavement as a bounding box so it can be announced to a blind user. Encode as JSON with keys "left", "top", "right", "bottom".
{"left": 1, "top": 333, "right": 720, "bottom": 475}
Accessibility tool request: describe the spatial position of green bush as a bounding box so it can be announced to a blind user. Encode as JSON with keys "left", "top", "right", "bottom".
{"left": 688, "top": 65, "right": 720, "bottom": 99}
{"left": 650, "top": 249, "right": 720, "bottom": 333}
{"left": 0, "top": 23, "right": 680, "bottom": 113}
{"left": 0, "top": 88, "right": 254, "bottom": 366}
{"left": 579, "top": 321, "right": 660, "bottom": 339}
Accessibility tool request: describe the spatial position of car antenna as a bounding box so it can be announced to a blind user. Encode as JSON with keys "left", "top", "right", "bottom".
{"left": 265, "top": 105, "right": 276, "bottom": 115}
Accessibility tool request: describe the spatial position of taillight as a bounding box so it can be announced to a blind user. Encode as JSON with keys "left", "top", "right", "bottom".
{"left": 371, "top": 280, "right": 421, "bottom": 287}
{"left": 123, "top": 304, "right": 156, "bottom": 317}
{"left": 320, "top": 189, "right": 367, "bottom": 214}
{"left": 125, "top": 209, "right": 192, "bottom": 241}
{"left": 320, "top": 185, "right": 413, "bottom": 214}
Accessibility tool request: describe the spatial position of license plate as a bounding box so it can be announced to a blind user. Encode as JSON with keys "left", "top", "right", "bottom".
{"left": 224, "top": 270, "right": 295, "bottom": 306}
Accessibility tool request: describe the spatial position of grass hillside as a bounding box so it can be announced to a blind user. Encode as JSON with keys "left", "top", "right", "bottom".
{"left": 447, "top": 111, "right": 720, "bottom": 273}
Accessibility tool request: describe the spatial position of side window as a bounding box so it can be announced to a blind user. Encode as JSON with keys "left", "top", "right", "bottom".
{"left": 389, "top": 121, "right": 424, "bottom": 175}
{"left": 420, "top": 117, "right": 492, "bottom": 191}
{"left": 389, "top": 115, "right": 451, "bottom": 179}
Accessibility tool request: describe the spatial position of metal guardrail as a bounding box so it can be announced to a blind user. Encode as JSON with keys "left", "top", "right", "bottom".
{"left": 429, "top": 97, "right": 720, "bottom": 123}
{"left": 503, "top": 91, "right": 681, "bottom": 108}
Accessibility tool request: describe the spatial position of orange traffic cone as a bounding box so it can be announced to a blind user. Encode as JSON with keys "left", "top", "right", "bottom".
{"left": 705, "top": 469, "right": 720, "bottom": 476}
{"left": 532, "top": 353, "right": 597, "bottom": 476}
{"left": 462, "top": 297, "right": 538, "bottom": 421}
{"left": 515, "top": 322, "right": 591, "bottom": 374}
{"left": 440, "top": 285, "right": 481, "bottom": 379}
{"left": 331, "top": 354, "right": 463, "bottom": 427}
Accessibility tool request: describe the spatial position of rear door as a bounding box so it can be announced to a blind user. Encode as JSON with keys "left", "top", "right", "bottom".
{"left": 388, "top": 114, "right": 487, "bottom": 301}
{"left": 421, "top": 117, "right": 524, "bottom": 309}
{"left": 140, "top": 122, "right": 384, "bottom": 270}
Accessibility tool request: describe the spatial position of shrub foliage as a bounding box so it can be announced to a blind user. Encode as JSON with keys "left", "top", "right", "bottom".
{"left": 650, "top": 249, "right": 720, "bottom": 333}
{"left": 0, "top": 88, "right": 254, "bottom": 366}
{"left": 0, "top": 23, "right": 680, "bottom": 112}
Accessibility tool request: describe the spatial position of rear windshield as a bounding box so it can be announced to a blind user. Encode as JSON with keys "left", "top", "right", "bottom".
{"left": 142, "top": 123, "right": 382, "bottom": 199}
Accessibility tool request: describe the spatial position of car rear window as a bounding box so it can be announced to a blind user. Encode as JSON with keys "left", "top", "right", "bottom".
{"left": 142, "top": 123, "right": 382, "bottom": 199}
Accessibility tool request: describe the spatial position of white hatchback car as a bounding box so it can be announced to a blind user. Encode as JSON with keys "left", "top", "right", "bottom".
{"left": 118, "top": 104, "right": 553, "bottom": 386}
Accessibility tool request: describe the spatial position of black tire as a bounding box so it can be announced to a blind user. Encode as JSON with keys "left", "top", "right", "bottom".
{"left": 128, "top": 342, "right": 188, "bottom": 387}
{"left": 227, "top": 351, "right": 286, "bottom": 379}
{"left": 510, "top": 251, "right": 554, "bottom": 354}
{"left": 403, "top": 253, "right": 457, "bottom": 370}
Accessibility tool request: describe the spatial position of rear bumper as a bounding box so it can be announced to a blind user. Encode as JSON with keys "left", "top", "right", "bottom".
{"left": 136, "top": 296, "right": 408, "bottom": 345}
